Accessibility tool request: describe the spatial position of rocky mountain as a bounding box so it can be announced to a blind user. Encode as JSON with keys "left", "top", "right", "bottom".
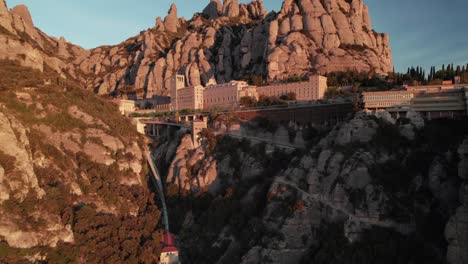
{"left": 154, "top": 112, "right": 468, "bottom": 264}
{"left": 0, "top": 0, "right": 392, "bottom": 97}
{"left": 0, "top": 62, "right": 163, "bottom": 262}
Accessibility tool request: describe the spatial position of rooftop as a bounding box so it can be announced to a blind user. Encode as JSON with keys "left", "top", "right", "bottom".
{"left": 161, "top": 247, "right": 179, "bottom": 253}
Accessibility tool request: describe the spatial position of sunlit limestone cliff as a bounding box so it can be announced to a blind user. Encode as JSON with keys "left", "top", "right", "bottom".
{"left": 0, "top": 0, "right": 392, "bottom": 97}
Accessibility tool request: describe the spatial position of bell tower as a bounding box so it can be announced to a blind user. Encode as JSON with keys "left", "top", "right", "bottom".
{"left": 170, "top": 75, "right": 185, "bottom": 111}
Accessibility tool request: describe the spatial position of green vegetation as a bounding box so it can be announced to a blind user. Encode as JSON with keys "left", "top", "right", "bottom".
{"left": 0, "top": 60, "right": 139, "bottom": 144}
{"left": 0, "top": 151, "right": 16, "bottom": 174}
{"left": 239, "top": 96, "right": 257, "bottom": 108}
{"left": 390, "top": 63, "right": 468, "bottom": 86}
{"left": 0, "top": 61, "right": 166, "bottom": 262}
{"left": 0, "top": 241, "right": 41, "bottom": 263}
{"left": 326, "top": 70, "right": 391, "bottom": 91}
{"left": 0, "top": 60, "right": 61, "bottom": 90}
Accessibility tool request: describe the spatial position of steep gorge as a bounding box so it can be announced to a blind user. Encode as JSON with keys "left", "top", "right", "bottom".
{"left": 154, "top": 113, "right": 468, "bottom": 264}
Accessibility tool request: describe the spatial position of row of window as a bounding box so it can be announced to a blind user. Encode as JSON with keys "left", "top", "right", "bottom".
{"left": 367, "top": 102, "right": 410, "bottom": 107}
{"left": 365, "top": 94, "right": 412, "bottom": 100}
{"left": 204, "top": 96, "right": 237, "bottom": 104}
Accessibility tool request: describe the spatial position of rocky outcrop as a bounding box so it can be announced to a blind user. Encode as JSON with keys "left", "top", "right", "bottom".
{"left": 164, "top": 3, "right": 180, "bottom": 33}
{"left": 223, "top": 0, "right": 240, "bottom": 17}
{"left": 0, "top": 0, "right": 14, "bottom": 33}
{"left": 203, "top": 0, "right": 222, "bottom": 19}
{"left": 0, "top": 0, "right": 393, "bottom": 97}
{"left": 165, "top": 134, "right": 218, "bottom": 192}
{"left": 0, "top": 1, "right": 91, "bottom": 77}
{"left": 0, "top": 111, "right": 74, "bottom": 249}
{"left": 0, "top": 88, "right": 148, "bottom": 250}
{"left": 0, "top": 112, "right": 45, "bottom": 201}
{"left": 162, "top": 113, "right": 466, "bottom": 263}
{"left": 9, "top": 4, "right": 33, "bottom": 28}
{"left": 445, "top": 137, "right": 468, "bottom": 264}
{"left": 267, "top": 0, "right": 392, "bottom": 80}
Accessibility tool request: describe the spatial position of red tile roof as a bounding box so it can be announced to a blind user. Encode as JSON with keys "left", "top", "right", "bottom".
{"left": 161, "top": 247, "right": 179, "bottom": 253}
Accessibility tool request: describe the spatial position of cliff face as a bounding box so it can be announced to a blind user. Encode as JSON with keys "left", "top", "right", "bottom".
{"left": 0, "top": 0, "right": 392, "bottom": 97}
{"left": 159, "top": 113, "right": 467, "bottom": 264}
{"left": 0, "top": 1, "right": 89, "bottom": 76}
{"left": 0, "top": 63, "right": 162, "bottom": 262}
{"left": 82, "top": 0, "right": 393, "bottom": 96}
{"left": 445, "top": 138, "right": 468, "bottom": 264}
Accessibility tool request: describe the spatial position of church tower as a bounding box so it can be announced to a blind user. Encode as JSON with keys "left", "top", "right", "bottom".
{"left": 170, "top": 75, "right": 185, "bottom": 111}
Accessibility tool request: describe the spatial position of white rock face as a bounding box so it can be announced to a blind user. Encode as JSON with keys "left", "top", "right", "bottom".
{"left": 335, "top": 113, "right": 378, "bottom": 145}
{"left": 0, "top": 112, "right": 44, "bottom": 201}
{"left": 406, "top": 110, "right": 425, "bottom": 129}
{"left": 0, "top": 215, "right": 74, "bottom": 248}
{"left": 267, "top": 0, "right": 392, "bottom": 80}
{"left": 0, "top": 112, "right": 77, "bottom": 249}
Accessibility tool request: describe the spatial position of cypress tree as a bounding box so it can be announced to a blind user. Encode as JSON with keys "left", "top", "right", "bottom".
{"left": 442, "top": 64, "right": 446, "bottom": 79}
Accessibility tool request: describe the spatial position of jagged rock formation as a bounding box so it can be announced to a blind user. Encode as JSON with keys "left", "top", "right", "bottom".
{"left": 161, "top": 134, "right": 218, "bottom": 192}
{"left": 203, "top": 0, "right": 223, "bottom": 19}
{"left": 268, "top": 0, "right": 392, "bottom": 80}
{"left": 445, "top": 137, "right": 468, "bottom": 264}
{"left": 0, "top": 0, "right": 393, "bottom": 97}
{"left": 158, "top": 113, "right": 467, "bottom": 264}
{"left": 79, "top": 0, "right": 391, "bottom": 96}
{"left": 164, "top": 3, "right": 180, "bottom": 33}
{"left": 0, "top": 0, "right": 14, "bottom": 33}
{"left": 0, "top": 1, "right": 89, "bottom": 75}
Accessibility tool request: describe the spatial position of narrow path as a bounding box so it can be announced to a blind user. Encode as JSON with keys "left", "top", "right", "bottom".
{"left": 275, "top": 178, "right": 415, "bottom": 234}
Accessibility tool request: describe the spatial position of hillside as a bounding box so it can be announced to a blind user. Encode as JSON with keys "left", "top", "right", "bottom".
{"left": 0, "top": 0, "right": 392, "bottom": 97}
{"left": 154, "top": 112, "right": 468, "bottom": 264}
{"left": 0, "top": 61, "right": 163, "bottom": 263}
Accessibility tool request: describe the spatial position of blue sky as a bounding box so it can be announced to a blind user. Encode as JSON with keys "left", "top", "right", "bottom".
{"left": 5, "top": 0, "right": 468, "bottom": 72}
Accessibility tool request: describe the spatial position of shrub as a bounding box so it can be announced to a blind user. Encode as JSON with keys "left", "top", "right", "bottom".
{"left": 239, "top": 96, "right": 257, "bottom": 107}
{"left": 0, "top": 151, "right": 16, "bottom": 174}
